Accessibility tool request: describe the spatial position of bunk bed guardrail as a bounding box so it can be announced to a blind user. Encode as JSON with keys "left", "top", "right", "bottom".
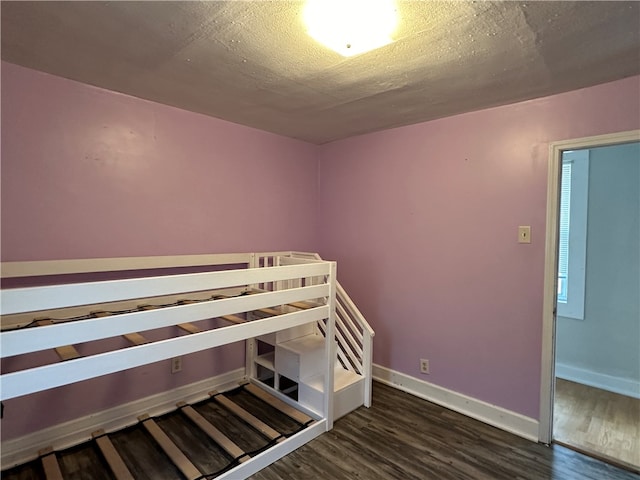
{"left": 0, "top": 262, "right": 335, "bottom": 402}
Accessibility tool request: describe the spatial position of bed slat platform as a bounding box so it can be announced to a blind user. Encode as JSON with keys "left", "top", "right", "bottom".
{"left": 220, "top": 314, "right": 246, "bottom": 324}
{"left": 1, "top": 253, "right": 339, "bottom": 479}
{"left": 177, "top": 402, "right": 250, "bottom": 463}
{"left": 244, "top": 383, "right": 313, "bottom": 425}
{"left": 139, "top": 414, "right": 203, "bottom": 480}
{"left": 210, "top": 392, "right": 284, "bottom": 444}
{"left": 4, "top": 383, "right": 318, "bottom": 480}
{"left": 38, "top": 448, "right": 64, "bottom": 480}
{"left": 177, "top": 322, "right": 203, "bottom": 334}
{"left": 91, "top": 430, "right": 135, "bottom": 480}
{"left": 123, "top": 332, "right": 150, "bottom": 346}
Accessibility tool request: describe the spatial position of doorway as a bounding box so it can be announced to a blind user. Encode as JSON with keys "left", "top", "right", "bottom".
{"left": 539, "top": 130, "right": 640, "bottom": 471}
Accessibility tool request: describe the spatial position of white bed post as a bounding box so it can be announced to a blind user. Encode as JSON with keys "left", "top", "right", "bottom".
{"left": 362, "top": 329, "right": 373, "bottom": 408}
{"left": 324, "top": 261, "right": 337, "bottom": 430}
{"left": 245, "top": 253, "right": 258, "bottom": 382}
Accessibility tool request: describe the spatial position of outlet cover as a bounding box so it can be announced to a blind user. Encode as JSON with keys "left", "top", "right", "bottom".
{"left": 420, "top": 358, "right": 430, "bottom": 374}
{"left": 518, "top": 226, "right": 531, "bottom": 244}
{"left": 171, "top": 356, "right": 182, "bottom": 374}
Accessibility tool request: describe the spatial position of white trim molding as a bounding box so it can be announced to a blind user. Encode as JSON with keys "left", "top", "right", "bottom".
{"left": 556, "top": 363, "right": 640, "bottom": 400}
{"left": 540, "top": 129, "right": 640, "bottom": 443}
{"left": 1, "top": 368, "right": 245, "bottom": 470}
{"left": 373, "top": 364, "right": 539, "bottom": 442}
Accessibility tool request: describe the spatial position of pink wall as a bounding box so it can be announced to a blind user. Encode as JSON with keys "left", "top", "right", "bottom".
{"left": 0, "top": 62, "right": 318, "bottom": 440}
{"left": 317, "top": 76, "right": 640, "bottom": 419}
{"left": 2, "top": 60, "right": 639, "bottom": 438}
{"left": 1, "top": 62, "right": 318, "bottom": 261}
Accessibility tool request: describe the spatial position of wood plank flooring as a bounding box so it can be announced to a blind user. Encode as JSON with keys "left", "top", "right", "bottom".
{"left": 3, "top": 382, "right": 638, "bottom": 479}
{"left": 1, "top": 384, "right": 310, "bottom": 480}
{"left": 252, "top": 382, "right": 640, "bottom": 480}
{"left": 554, "top": 378, "right": 640, "bottom": 471}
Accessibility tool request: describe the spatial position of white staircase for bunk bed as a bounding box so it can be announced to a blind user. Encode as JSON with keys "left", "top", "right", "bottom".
{"left": 250, "top": 252, "right": 374, "bottom": 421}
{"left": 0, "top": 252, "right": 374, "bottom": 478}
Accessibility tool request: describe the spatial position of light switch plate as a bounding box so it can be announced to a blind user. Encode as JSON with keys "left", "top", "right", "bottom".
{"left": 518, "top": 226, "right": 531, "bottom": 243}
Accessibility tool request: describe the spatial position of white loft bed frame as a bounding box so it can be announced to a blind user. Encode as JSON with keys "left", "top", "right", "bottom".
{"left": 0, "top": 252, "right": 338, "bottom": 479}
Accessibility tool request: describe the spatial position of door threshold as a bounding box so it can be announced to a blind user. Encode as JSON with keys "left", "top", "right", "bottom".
{"left": 553, "top": 440, "right": 640, "bottom": 475}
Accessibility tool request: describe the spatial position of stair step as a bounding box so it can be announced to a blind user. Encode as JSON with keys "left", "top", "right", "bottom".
{"left": 92, "top": 429, "right": 135, "bottom": 480}
{"left": 138, "top": 414, "right": 202, "bottom": 480}
{"left": 278, "top": 334, "right": 324, "bottom": 354}
{"left": 298, "top": 367, "right": 365, "bottom": 420}
{"left": 257, "top": 321, "right": 316, "bottom": 345}
{"left": 255, "top": 351, "right": 275, "bottom": 370}
{"left": 276, "top": 334, "right": 325, "bottom": 381}
{"left": 303, "top": 366, "right": 363, "bottom": 393}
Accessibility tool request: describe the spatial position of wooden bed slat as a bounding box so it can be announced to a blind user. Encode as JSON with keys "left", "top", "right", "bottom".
{"left": 35, "top": 319, "right": 55, "bottom": 326}
{"left": 177, "top": 402, "right": 249, "bottom": 462}
{"left": 39, "top": 448, "right": 63, "bottom": 480}
{"left": 138, "top": 414, "right": 201, "bottom": 480}
{"left": 123, "top": 332, "right": 149, "bottom": 345}
{"left": 209, "top": 391, "right": 283, "bottom": 442}
{"left": 255, "top": 307, "right": 281, "bottom": 317}
{"left": 177, "top": 323, "right": 201, "bottom": 334}
{"left": 92, "top": 429, "right": 135, "bottom": 480}
{"left": 1, "top": 287, "right": 246, "bottom": 332}
{"left": 177, "top": 299, "right": 200, "bottom": 304}
{"left": 287, "top": 301, "right": 314, "bottom": 310}
{"left": 138, "top": 305, "right": 159, "bottom": 310}
{"left": 54, "top": 344, "right": 81, "bottom": 361}
{"left": 244, "top": 383, "right": 313, "bottom": 425}
{"left": 219, "top": 314, "right": 245, "bottom": 324}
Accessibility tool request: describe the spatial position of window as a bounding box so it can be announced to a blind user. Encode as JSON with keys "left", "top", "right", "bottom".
{"left": 557, "top": 150, "right": 589, "bottom": 319}
{"left": 557, "top": 161, "right": 571, "bottom": 303}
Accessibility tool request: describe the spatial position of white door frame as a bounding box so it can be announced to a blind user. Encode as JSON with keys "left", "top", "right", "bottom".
{"left": 538, "top": 129, "right": 640, "bottom": 444}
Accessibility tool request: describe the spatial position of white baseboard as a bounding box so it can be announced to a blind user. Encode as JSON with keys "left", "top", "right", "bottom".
{"left": 373, "top": 364, "right": 539, "bottom": 442}
{"left": 555, "top": 363, "right": 640, "bottom": 399}
{"left": 1, "top": 368, "right": 246, "bottom": 470}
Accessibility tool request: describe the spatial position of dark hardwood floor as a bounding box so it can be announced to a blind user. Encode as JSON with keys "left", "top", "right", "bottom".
{"left": 253, "top": 382, "right": 640, "bottom": 480}
{"left": 3, "top": 382, "right": 638, "bottom": 479}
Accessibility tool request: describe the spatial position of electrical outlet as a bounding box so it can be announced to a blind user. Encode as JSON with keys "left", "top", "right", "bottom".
{"left": 420, "top": 358, "right": 430, "bottom": 374}
{"left": 171, "top": 356, "right": 182, "bottom": 374}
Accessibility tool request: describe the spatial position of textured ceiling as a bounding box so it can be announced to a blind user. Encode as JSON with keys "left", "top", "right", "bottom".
{"left": 2, "top": 1, "right": 639, "bottom": 144}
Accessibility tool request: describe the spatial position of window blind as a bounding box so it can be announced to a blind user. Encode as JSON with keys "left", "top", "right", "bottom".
{"left": 558, "top": 160, "right": 572, "bottom": 302}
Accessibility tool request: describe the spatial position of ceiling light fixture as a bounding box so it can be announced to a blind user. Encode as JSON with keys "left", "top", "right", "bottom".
{"left": 303, "top": 0, "right": 398, "bottom": 57}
